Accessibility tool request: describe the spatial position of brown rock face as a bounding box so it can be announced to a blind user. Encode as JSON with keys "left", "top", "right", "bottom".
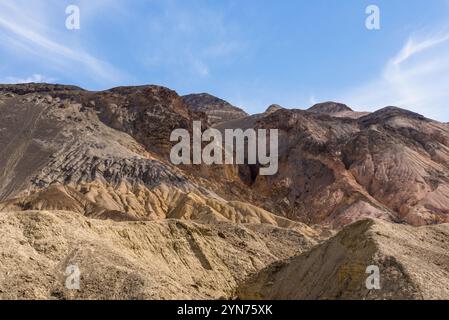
{"left": 308, "top": 102, "right": 353, "bottom": 114}
{"left": 0, "top": 84, "right": 195, "bottom": 203}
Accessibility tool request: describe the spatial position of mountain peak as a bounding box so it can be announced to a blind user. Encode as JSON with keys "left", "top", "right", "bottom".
{"left": 265, "top": 104, "right": 284, "bottom": 114}
{"left": 182, "top": 93, "right": 248, "bottom": 125}
{"left": 0, "top": 83, "right": 84, "bottom": 95}
{"left": 308, "top": 102, "right": 353, "bottom": 114}
{"left": 358, "top": 106, "right": 427, "bottom": 126}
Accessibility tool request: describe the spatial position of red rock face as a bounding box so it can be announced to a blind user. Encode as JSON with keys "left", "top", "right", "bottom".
{"left": 218, "top": 106, "right": 449, "bottom": 227}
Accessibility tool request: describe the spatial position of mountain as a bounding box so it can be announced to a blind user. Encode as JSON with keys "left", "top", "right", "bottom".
{"left": 181, "top": 93, "right": 248, "bottom": 125}
{"left": 217, "top": 105, "right": 449, "bottom": 227}
{"left": 308, "top": 102, "right": 370, "bottom": 119}
{"left": 265, "top": 104, "right": 284, "bottom": 114}
{"left": 3, "top": 84, "right": 449, "bottom": 227}
{"left": 1, "top": 83, "right": 449, "bottom": 300}
{"left": 308, "top": 102, "right": 353, "bottom": 114}
{"left": 2, "top": 84, "right": 449, "bottom": 227}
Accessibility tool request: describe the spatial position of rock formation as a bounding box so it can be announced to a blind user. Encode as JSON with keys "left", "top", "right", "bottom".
{"left": 1, "top": 83, "right": 449, "bottom": 300}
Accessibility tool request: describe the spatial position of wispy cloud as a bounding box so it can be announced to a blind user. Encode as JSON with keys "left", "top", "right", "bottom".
{"left": 3, "top": 74, "right": 55, "bottom": 84}
{"left": 391, "top": 32, "right": 449, "bottom": 66}
{"left": 143, "top": 0, "right": 245, "bottom": 79}
{"left": 340, "top": 27, "right": 449, "bottom": 121}
{"left": 0, "top": 0, "right": 124, "bottom": 87}
{"left": 308, "top": 95, "right": 318, "bottom": 106}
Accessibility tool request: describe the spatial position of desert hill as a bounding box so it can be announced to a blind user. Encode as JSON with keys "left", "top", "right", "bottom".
{"left": 237, "top": 219, "right": 449, "bottom": 300}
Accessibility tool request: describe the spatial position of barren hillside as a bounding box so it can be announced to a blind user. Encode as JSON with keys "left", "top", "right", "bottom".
{"left": 237, "top": 219, "right": 449, "bottom": 300}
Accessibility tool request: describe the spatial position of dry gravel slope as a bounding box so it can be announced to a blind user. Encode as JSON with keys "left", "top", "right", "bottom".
{"left": 0, "top": 210, "right": 320, "bottom": 300}
{"left": 237, "top": 219, "right": 449, "bottom": 300}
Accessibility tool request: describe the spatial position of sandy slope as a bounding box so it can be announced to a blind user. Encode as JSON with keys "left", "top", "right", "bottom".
{"left": 0, "top": 210, "right": 319, "bottom": 300}
{"left": 237, "top": 219, "right": 449, "bottom": 300}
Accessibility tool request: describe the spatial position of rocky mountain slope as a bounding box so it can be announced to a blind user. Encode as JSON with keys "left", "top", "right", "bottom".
{"left": 218, "top": 104, "right": 449, "bottom": 227}
{"left": 3, "top": 83, "right": 449, "bottom": 227}
{"left": 2, "top": 84, "right": 449, "bottom": 227}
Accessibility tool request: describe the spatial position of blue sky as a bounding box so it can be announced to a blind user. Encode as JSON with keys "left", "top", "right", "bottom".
{"left": 1, "top": 0, "right": 449, "bottom": 120}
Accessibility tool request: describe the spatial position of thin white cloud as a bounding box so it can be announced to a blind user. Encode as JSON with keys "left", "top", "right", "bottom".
{"left": 392, "top": 32, "right": 449, "bottom": 66}
{"left": 203, "top": 42, "right": 244, "bottom": 58}
{"left": 3, "top": 74, "right": 56, "bottom": 84}
{"left": 340, "top": 28, "right": 449, "bottom": 121}
{"left": 309, "top": 95, "right": 318, "bottom": 106}
{"left": 191, "top": 58, "right": 210, "bottom": 77}
{"left": 144, "top": 0, "right": 245, "bottom": 78}
{"left": 0, "top": 0, "right": 124, "bottom": 86}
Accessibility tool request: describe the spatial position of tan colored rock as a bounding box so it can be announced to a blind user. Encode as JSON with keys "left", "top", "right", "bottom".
{"left": 0, "top": 210, "right": 319, "bottom": 300}
{"left": 237, "top": 219, "right": 449, "bottom": 300}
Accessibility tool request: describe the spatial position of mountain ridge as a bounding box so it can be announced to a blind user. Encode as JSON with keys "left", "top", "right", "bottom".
{"left": 2, "top": 82, "right": 449, "bottom": 227}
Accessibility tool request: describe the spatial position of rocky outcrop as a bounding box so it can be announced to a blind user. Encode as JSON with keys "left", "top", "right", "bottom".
{"left": 309, "top": 102, "right": 353, "bottom": 114}
{"left": 265, "top": 104, "right": 284, "bottom": 114}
